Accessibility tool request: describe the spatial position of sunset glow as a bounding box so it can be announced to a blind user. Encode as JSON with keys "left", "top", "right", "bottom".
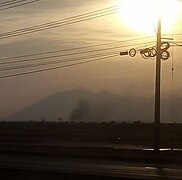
{"left": 118, "top": 0, "right": 180, "bottom": 34}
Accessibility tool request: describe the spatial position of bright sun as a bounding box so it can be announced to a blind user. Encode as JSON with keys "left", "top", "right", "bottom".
{"left": 118, "top": 0, "right": 180, "bottom": 35}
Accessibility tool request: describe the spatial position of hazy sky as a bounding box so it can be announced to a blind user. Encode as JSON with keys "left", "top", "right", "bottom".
{"left": 0, "top": 0, "right": 182, "bottom": 118}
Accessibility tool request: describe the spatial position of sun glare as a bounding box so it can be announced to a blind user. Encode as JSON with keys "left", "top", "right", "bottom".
{"left": 118, "top": 0, "right": 180, "bottom": 35}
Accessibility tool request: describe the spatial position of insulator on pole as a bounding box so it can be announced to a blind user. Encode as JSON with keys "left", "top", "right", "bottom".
{"left": 161, "top": 42, "right": 170, "bottom": 51}
{"left": 140, "top": 48, "right": 150, "bottom": 55}
{"left": 120, "top": 51, "right": 128, "bottom": 56}
{"left": 161, "top": 50, "right": 170, "bottom": 60}
{"left": 140, "top": 48, "right": 150, "bottom": 58}
{"left": 149, "top": 47, "right": 157, "bottom": 57}
{"left": 129, "top": 48, "right": 136, "bottom": 57}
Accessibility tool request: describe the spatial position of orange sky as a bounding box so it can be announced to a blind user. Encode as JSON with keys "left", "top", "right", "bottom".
{"left": 0, "top": 0, "right": 182, "bottom": 118}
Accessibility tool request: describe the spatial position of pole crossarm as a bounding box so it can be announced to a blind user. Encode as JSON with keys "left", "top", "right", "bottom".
{"left": 119, "top": 41, "right": 171, "bottom": 60}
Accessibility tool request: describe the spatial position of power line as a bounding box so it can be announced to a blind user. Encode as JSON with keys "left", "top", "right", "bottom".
{"left": 163, "top": 33, "right": 182, "bottom": 36}
{"left": 0, "top": 0, "right": 25, "bottom": 5}
{"left": 0, "top": 6, "right": 116, "bottom": 36}
{"left": 0, "top": 40, "right": 155, "bottom": 65}
{"left": 0, "top": 41, "right": 155, "bottom": 78}
{"left": 0, "top": 36, "right": 155, "bottom": 62}
{"left": 0, "top": 54, "right": 118, "bottom": 79}
{"left": 0, "top": 6, "right": 118, "bottom": 39}
{"left": 0, "top": 0, "right": 30, "bottom": 7}
{"left": 0, "top": 11, "right": 117, "bottom": 38}
{"left": 0, "top": 45, "right": 123, "bottom": 65}
{"left": 0, "top": 10, "right": 117, "bottom": 38}
{"left": 0, "top": 51, "right": 119, "bottom": 71}
{"left": 0, "top": 0, "right": 39, "bottom": 11}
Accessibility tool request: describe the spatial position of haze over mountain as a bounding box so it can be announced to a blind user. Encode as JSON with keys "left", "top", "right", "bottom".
{"left": 70, "top": 90, "right": 153, "bottom": 122}
{"left": 7, "top": 87, "right": 94, "bottom": 122}
{"left": 5, "top": 87, "right": 182, "bottom": 123}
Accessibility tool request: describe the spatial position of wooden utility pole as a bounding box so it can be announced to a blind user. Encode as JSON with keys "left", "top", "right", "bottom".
{"left": 154, "top": 15, "right": 162, "bottom": 152}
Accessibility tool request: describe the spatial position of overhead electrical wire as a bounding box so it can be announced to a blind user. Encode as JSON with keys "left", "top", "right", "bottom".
{"left": 0, "top": 54, "right": 118, "bottom": 79}
{"left": 0, "top": 46, "right": 125, "bottom": 65}
{"left": 0, "top": 0, "right": 27, "bottom": 5}
{"left": 0, "top": 41, "right": 155, "bottom": 71}
{"left": 0, "top": 3, "right": 157, "bottom": 78}
{"left": 171, "top": 42, "right": 182, "bottom": 47}
{"left": 0, "top": 36, "right": 155, "bottom": 62}
{"left": 0, "top": 40, "right": 155, "bottom": 65}
{"left": 0, "top": 51, "right": 119, "bottom": 71}
{"left": 0, "top": 40, "right": 156, "bottom": 79}
{"left": 0, "top": 6, "right": 118, "bottom": 39}
{"left": 0, "top": 0, "right": 39, "bottom": 11}
{"left": 0, "top": 0, "right": 31, "bottom": 7}
{"left": 0, "top": 6, "right": 116, "bottom": 35}
{"left": 163, "top": 33, "right": 182, "bottom": 36}
{"left": 0, "top": 11, "right": 117, "bottom": 38}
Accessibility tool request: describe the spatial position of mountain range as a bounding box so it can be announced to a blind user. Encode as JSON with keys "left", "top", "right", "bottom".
{"left": 7, "top": 87, "right": 94, "bottom": 122}
{"left": 5, "top": 87, "right": 182, "bottom": 123}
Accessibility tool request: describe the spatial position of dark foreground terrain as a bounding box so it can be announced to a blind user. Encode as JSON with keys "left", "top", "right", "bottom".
{"left": 0, "top": 121, "right": 181, "bottom": 148}
{"left": 0, "top": 121, "right": 181, "bottom": 180}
